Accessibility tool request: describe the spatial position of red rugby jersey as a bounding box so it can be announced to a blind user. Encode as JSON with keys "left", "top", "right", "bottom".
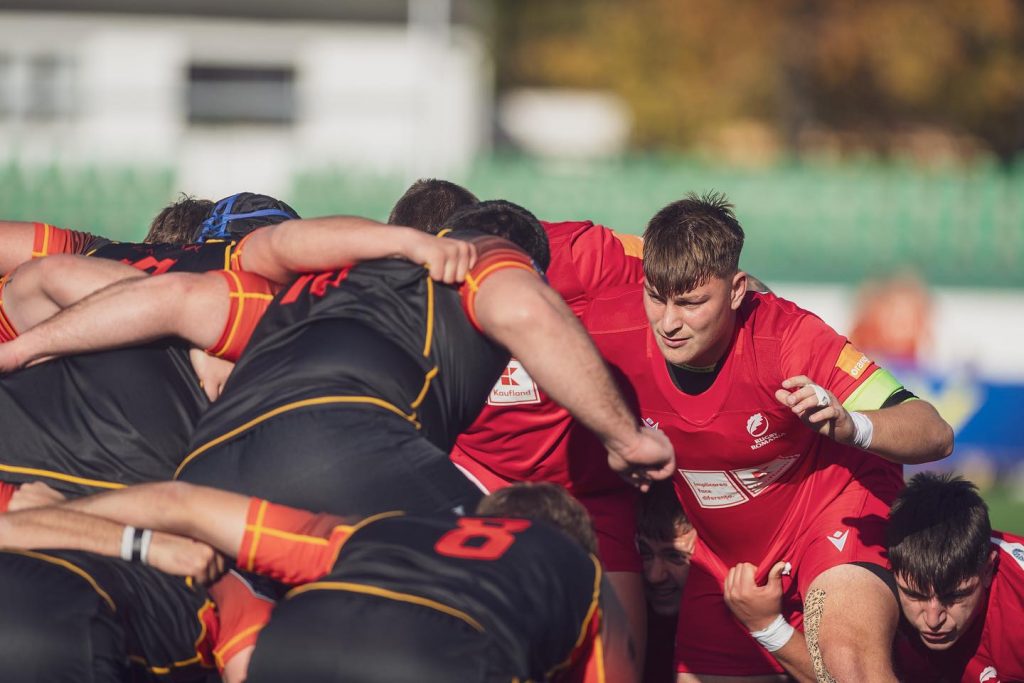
{"left": 582, "top": 287, "right": 906, "bottom": 567}
{"left": 450, "top": 220, "right": 644, "bottom": 494}
{"left": 895, "top": 531, "right": 1024, "bottom": 683}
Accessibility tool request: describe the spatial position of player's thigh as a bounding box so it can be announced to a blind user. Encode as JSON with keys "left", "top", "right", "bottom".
{"left": 804, "top": 563, "right": 899, "bottom": 681}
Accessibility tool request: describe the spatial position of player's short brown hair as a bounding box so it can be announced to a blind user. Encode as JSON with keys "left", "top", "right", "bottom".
{"left": 636, "top": 480, "right": 691, "bottom": 543}
{"left": 887, "top": 472, "right": 992, "bottom": 597}
{"left": 388, "top": 178, "right": 479, "bottom": 235}
{"left": 476, "top": 482, "right": 597, "bottom": 555}
{"left": 643, "top": 191, "right": 744, "bottom": 297}
{"left": 146, "top": 195, "right": 214, "bottom": 245}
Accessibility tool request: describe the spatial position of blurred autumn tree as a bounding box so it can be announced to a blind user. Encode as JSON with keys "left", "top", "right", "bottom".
{"left": 492, "top": 0, "right": 1024, "bottom": 163}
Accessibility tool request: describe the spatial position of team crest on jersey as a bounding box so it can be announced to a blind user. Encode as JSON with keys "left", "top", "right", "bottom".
{"left": 979, "top": 666, "right": 999, "bottom": 682}
{"left": 746, "top": 413, "right": 769, "bottom": 437}
{"left": 642, "top": 417, "right": 660, "bottom": 430}
{"left": 487, "top": 359, "right": 541, "bottom": 406}
{"left": 746, "top": 412, "right": 785, "bottom": 450}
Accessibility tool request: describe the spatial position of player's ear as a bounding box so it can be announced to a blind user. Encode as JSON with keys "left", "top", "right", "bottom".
{"left": 982, "top": 549, "right": 998, "bottom": 588}
{"left": 729, "top": 271, "right": 747, "bottom": 310}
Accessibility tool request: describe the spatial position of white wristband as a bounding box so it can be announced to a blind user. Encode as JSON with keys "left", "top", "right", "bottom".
{"left": 139, "top": 529, "right": 154, "bottom": 565}
{"left": 849, "top": 411, "right": 874, "bottom": 450}
{"left": 750, "top": 614, "right": 795, "bottom": 652}
{"left": 120, "top": 525, "right": 136, "bottom": 562}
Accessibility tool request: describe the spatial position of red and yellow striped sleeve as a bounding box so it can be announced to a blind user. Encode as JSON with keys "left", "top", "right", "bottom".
{"left": 204, "top": 271, "right": 277, "bottom": 362}
{"left": 0, "top": 273, "right": 20, "bottom": 342}
{"left": 208, "top": 572, "right": 275, "bottom": 673}
{"left": 458, "top": 237, "right": 538, "bottom": 332}
{"left": 31, "top": 222, "right": 99, "bottom": 258}
{"left": 236, "top": 498, "right": 353, "bottom": 586}
{"left": 227, "top": 232, "right": 258, "bottom": 272}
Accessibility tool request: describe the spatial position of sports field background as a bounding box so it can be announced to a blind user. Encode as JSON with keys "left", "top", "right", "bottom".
{"left": 4, "top": 155, "right": 1024, "bottom": 289}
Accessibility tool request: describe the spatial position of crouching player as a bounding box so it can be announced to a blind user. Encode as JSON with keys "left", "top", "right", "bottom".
{"left": 724, "top": 472, "right": 1024, "bottom": 683}
{"left": 1, "top": 481, "right": 638, "bottom": 682}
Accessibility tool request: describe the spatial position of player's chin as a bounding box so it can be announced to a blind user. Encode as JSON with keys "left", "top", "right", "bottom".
{"left": 918, "top": 630, "right": 959, "bottom": 650}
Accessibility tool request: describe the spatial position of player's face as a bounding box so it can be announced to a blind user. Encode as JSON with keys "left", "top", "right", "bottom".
{"left": 643, "top": 273, "right": 747, "bottom": 368}
{"left": 637, "top": 525, "right": 698, "bottom": 616}
{"left": 895, "top": 568, "right": 991, "bottom": 651}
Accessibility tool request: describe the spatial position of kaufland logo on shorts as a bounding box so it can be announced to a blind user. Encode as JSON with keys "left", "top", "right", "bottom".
{"left": 487, "top": 359, "right": 541, "bottom": 406}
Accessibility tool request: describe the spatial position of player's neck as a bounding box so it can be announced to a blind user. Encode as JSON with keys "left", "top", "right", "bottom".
{"left": 666, "top": 358, "right": 724, "bottom": 395}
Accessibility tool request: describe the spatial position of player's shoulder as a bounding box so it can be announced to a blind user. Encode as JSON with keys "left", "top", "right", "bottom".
{"left": 541, "top": 219, "right": 596, "bottom": 243}
{"left": 743, "top": 290, "right": 828, "bottom": 337}
{"left": 583, "top": 283, "right": 647, "bottom": 334}
{"left": 993, "top": 531, "right": 1024, "bottom": 581}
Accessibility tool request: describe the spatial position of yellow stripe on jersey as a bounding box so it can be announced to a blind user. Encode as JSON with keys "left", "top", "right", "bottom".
{"left": 842, "top": 369, "right": 906, "bottom": 412}
{"left": 285, "top": 581, "right": 485, "bottom": 633}
{"left": 0, "top": 464, "right": 125, "bottom": 490}
{"left": 4, "top": 549, "right": 117, "bottom": 612}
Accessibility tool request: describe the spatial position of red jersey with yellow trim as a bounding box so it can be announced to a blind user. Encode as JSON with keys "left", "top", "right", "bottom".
{"left": 29, "top": 222, "right": 107, "bottom": 258}
{"left": 236, "top": 498, "right": 603, "bottom": 682}
{"left": 451, "top": 220, "right": 644, "bottom": 494}
{"left": 582, "top": 288, "right": 905, "bottom": 567}
{"left": 185, "top": 229, "right": 538, "bottom": 459}
{"left": 895, "top": 532, "right": 1024, "bottom": 683}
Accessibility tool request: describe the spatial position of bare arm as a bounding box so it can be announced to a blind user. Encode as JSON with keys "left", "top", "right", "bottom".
{"left": 0, "top": 271, "right": 230, "bottom": 372}
{"left": 0, "top": 220, "right": 40, "bottom": 274}
{"left": 240, "top": 217, "right": 476, "bottom": 285}
{"left": 0, "top": 499, "right": 220, "bottom": 580}
{"left": 3, "top": 254, "right": 147, "bottom": 334}
{"left": 59, "top": 481, "right": 250, "bottom": 557}
{"left": 776, "top": 377, "right": 954, "bottom": 464}
{"left": 474, "top": 268, "right": 675, "bottom": 488}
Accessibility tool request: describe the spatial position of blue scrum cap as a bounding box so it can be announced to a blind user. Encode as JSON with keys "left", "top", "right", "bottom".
{"left": 195, "top": 192, "right": 301, "bottom": 243}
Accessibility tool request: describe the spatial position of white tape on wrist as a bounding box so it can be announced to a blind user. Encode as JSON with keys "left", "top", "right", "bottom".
{"left": 849, "top": 411, "right": 874, "bottom": 449}
{"left": 139, "top": 529, "right": 154, "bottom": 566}
{"left": 120, "top": 525, "right": 136, "bottom": 562}
{"left": 809, "top": 383, "right": 831, "bottom": 408}
{"left": 750, "top": 614, "right": 795, "bottom": 652}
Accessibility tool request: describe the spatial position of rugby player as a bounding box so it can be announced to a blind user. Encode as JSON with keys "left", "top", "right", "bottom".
{"left": 577, "top": 191, "right": 953, "bottom": 681}
{"left": 636, "top": 481, "right": 698, "bottom": 683}
{"left": 889, "top": 473, "right": 1024, "bottom": 682}
{"left": 0, "top": 192, "right": 302, "bottom": 680}
{"left": 1, "top": 480, "right": 639, "bottom": 682}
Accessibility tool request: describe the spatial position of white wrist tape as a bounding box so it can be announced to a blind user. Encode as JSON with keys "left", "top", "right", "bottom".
{"left": 120, "top": 525, "right": 136, "bottom": 562}
{"left": 849, "top": 411, "right": 874, "bottom": 449}
{"left": 139, "top": 529, "right": 154, "bottom": 566}
{"left": 750, "top": 614, "right": 795, "bottom": 652}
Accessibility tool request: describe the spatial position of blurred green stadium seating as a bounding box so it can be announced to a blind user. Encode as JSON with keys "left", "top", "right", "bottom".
{"left": 4, "top": 156, "right": 1022, "bottom": 287}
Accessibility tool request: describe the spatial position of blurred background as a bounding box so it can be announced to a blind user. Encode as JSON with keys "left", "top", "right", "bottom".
{"left": 1, "top": 0, "right": 1022, "bottom": 528}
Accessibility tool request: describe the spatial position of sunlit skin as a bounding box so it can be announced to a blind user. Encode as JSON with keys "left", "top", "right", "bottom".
{"left": 895, "top": 553, "right": 995, "bottom": 651}
{"left": 637, "top": 525, "right": 698, "bottom": 616}
{"left": 643, "top": 272, "right": 747, "bottom": 369}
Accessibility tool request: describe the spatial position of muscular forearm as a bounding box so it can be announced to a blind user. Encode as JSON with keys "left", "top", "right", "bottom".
{"left": 243, "top": 217, "right": 414, "bottom": 283}
{"left": 768, "top": 633, "right": 817, "bottom": 683}
{"left": 60, "top": 481, "right": 248, "bottom": 557}
{"left": 4, "top": 272, "right": 228, "bottom": 369}
{"left": 5, "top": 254, "right": 146, "bottom": 334}
{"left": 861, "top": 399, "right": 954, "bottom": 465}
{"left": 0, "top": 506, "right": 124, "bottom": 556}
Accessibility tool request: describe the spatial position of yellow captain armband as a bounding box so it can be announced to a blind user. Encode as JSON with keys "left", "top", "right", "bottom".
{"left": 842, "top": 369, "right": 913, "bottom": 412}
